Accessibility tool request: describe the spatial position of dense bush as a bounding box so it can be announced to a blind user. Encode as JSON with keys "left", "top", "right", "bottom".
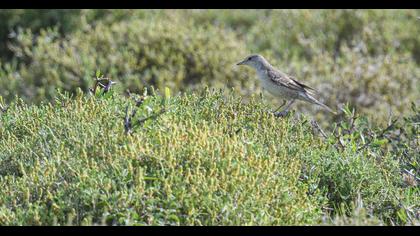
{"left": 1, "top": 10, "right": 419, "bottom": 126}
{"left": 185, "top": 10, "right": 420, "bottom": 63}
{"left": 0, "top": 90, "right": 321, "bottom": 225}
{"left": 0, "top": 10, "right": 83, "bottom": 59}
{"left": 0, "top": 9, "right": 155, "bottom": 60}
{"left": 1, "top": 16, "right": 249, "bottom": 103}
{"left": 283, "top": 45, "right": 419, "bottom": 125}
{"left": 182, "top": 10, "right": 420, "bottom": 124}
{"left": 0, "top": 89, "right": 417, "bottom": 225}
{"left": 0, "top": 9, "right": 418, "bottom": 226}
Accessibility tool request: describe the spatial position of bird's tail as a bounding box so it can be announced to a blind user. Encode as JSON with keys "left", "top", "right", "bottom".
{"left": 305, "top": 94, "right": 337, "bottom": 115}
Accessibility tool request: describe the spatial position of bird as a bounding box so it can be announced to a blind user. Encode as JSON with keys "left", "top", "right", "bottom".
{"left": 236, "top": 54, "right": 336, "bottom": 116}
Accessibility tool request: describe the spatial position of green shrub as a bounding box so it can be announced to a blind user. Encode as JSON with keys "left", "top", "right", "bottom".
{"left": 0, "top": 90, "right": 322, "bottom": 225}
{"left": 0, "top": 9, "right": 157, "bottom": 60}
{"left": 0, "top": 10, "right": 84, "bottom": 59}
{"left": 284, "top": 45, "right": 419, "bottom": 126}
{"left": 187, "top": 10, "right": 420, "bottom": 63}
{"left": 1, "top": 10, "right": 419, "bottom": 126}
{"left": 0, "top": 89, "right": 416, "bottom": 225}
{"left": 181, "top": 10, "right": 420, "bottom": 124}
{"left": 1, "top": 16, "right": 250, "bottom": 104}
{"left": 0, "top": 9, "right": 418, "bottom": 225}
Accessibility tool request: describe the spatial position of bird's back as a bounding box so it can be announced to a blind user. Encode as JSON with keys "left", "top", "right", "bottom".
{"left": 257, "top": 67, "right": 309, "bottom": 100}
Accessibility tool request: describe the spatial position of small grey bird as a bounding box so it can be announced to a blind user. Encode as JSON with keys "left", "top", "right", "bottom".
{"left": 237, "top": 54, "right": 336, "bottom": 116}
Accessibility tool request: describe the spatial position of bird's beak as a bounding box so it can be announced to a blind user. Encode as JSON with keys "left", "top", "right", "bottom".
{"left": 236, "top": 60, "right": 246, "bottom": 66}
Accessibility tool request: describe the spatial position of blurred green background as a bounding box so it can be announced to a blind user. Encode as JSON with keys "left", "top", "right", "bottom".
{"left": 0, "top": 9, "right": 419, "bottom": 125}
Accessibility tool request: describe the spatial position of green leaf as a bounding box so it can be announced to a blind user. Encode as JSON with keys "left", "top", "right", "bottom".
{"left": 397, "top": 208, "right": 407, "bottom": 223}
{"left": 165, "top": 87, "right": 171, "bottom": 100}
{"left": 372, "top": 138, "right": 388, "bottom": 147}
{"left": 168, "top": 214, "right": 180, "bottom": 223}
{"left": 144, "top": 176, "right": 159, "bottom": 181}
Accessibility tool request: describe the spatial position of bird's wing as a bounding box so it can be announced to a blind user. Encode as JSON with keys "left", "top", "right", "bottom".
{"left": 289, "top": 76, "right": 317, "bottom": 92}
{"left": 268, "top": 69, "right": 316, "bottom": 94}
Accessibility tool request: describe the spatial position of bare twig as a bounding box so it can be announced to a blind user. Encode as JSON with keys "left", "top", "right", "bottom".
{"left": 311, "top": 119, "right": 328, "bottom": 139}
{"left": 403, "top": 169, "right": 420, "bottom": 182}
{"left": 123, "top": 94, "right": 166, "bottom": 135}
{"left": 124, "top": 106, "right": 131, "bottom": 134}
{"left": 132, "top": 109, "right": 166, "bottom": 130}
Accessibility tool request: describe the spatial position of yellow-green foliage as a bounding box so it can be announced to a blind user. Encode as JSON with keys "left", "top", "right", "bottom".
{"left": 0, "top": 90, "right": 417, "bottom": 225}
{"left": 186, "top": 10, "right": 420, "bottom": 61}
{"left": 283, "top": 46, "right": 420, "bottom": 125}
{"left": 174, "top": 10, "right": 420, "bottom": 124}
{"left": 1, "top": 9, "right": 419, "bottom": 126}
{"left": 187, "top": 9, "right": 420, "bottom": 125}
{"left": 0, "top": 10, "right": 82, "bottom": 59}
{"left": 0, "top": 10, "right": 418, "bottom": 226}
{"left": 2, "top": 16, "right": 248, "bottom": 103}
{"left": 0, "top": 9, "right": 156, "bottom": 60}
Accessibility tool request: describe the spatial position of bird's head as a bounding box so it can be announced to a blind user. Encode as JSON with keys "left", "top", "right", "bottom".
{"left": 236, "top": 54, "right": 268, "bottom": 69}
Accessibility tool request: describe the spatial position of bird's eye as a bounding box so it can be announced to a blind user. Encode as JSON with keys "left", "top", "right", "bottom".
{"left": 247, "top": 57, "right": 251, "bottom": 61}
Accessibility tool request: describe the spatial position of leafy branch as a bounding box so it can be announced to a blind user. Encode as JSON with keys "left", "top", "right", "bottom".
{"left": 123, "top": 92, "right": 166, "bottom": 135}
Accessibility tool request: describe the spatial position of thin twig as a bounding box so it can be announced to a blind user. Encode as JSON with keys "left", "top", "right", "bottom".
{"left": 123, "top": 93, "right": 166, "bottom": 135}
{"left": 403, "top": 169, "right": 420, "bottom": 182}
{"left": 311, "top": 120, "right": 328, "bottom": 139}
{"left": 124, "top": 105, "right": 131, "bottom": 134}
{"left": 132, "top": 109, "right": 166, "bottom": 130}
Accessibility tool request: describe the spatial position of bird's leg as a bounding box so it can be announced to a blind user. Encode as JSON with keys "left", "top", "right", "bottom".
{"left": 273, "top": 100, "right": 287, "bottom": 113}
{"left": 275, "top": 99, "right": 295, "bottom": 117}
